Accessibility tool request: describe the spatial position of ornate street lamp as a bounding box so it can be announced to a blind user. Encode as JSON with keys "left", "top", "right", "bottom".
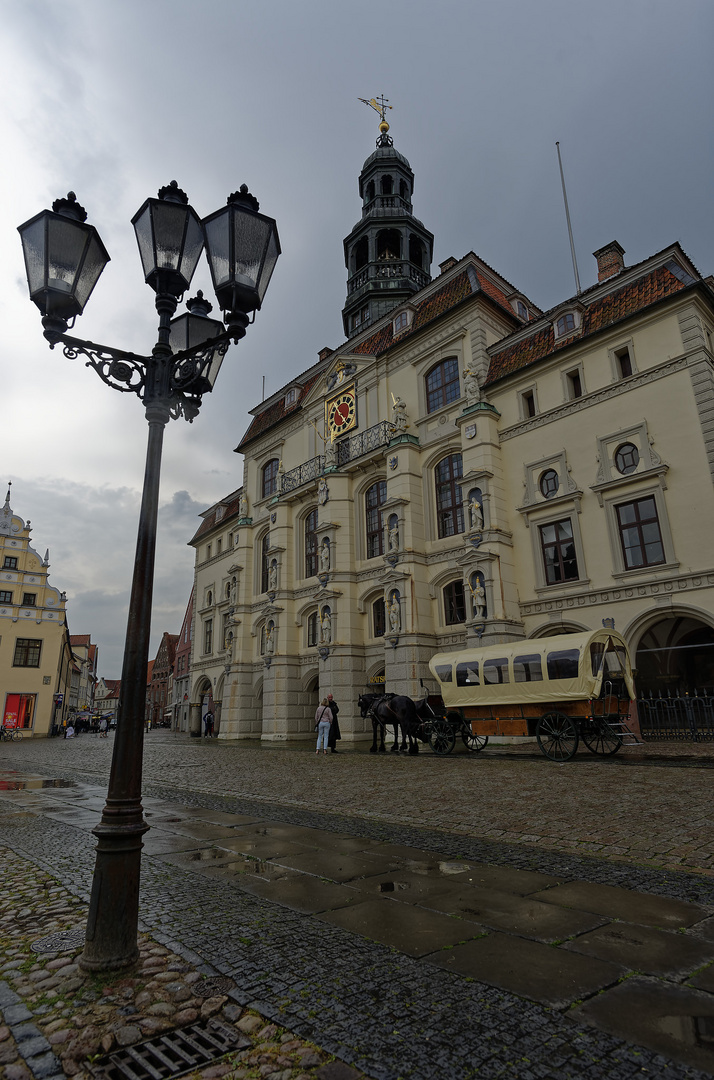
{"left": 18, "top": 181, "right": 279, "bottom": 971}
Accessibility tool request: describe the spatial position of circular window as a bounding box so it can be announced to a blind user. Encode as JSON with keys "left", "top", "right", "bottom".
{"left": 615, "top": 442, "right": 640, "bottom": 475}
{"left": 539, "top": 469, "right": 559, "bottom": 499}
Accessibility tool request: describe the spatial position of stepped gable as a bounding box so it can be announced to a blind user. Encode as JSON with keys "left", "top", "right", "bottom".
{"left": 485, "top": 261, "right": 691, "bottom": 386}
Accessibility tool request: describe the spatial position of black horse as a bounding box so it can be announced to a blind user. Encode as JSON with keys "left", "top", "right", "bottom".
{"left": 358, "top": 692, "right": 424, "bottom": 755}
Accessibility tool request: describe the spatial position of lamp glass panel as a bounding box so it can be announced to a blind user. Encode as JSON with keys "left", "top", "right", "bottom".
{"left": 231, "top": 211, "right": 270, "bottom": 288}
{"left": 168, "top": 313, "right": 224, "bottom": 354}
{"left": 133, "top": 203, "right": 155, "bottom": 279}
{"left": 19, "top": 217, "right": 47, "bottom": 296}
{"left": 257, "top": 227, "right": 280, "bottom": 302}
{"left": 205, "top": 350, "right": 225, "bottom": 389}
{"left": 204, "top": 214, "right": 231, "bottom": 288}
{"left": 179, "top": 213, "right": 204, "bottom": 283}
{"left": 74, "top": 230, "right": 109, "bottom": 309}
{"left": 152, "top": 202, "right": 187, "bottom": 271}
{"left": 46, "top": 217, "right": 88, "bottom": 296}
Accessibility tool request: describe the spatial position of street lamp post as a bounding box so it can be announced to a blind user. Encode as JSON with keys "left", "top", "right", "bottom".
{"left": 18, "top": 182, "right": 279, "bottom": 971}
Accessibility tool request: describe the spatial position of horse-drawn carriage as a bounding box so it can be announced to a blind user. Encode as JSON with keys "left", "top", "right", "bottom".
{"left": 427, "top": 628, "right": 638, "bottom": 761}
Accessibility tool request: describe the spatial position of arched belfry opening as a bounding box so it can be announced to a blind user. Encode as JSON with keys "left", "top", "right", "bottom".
{"left": 343, "top": 110, "right": 434, "bottom": 339}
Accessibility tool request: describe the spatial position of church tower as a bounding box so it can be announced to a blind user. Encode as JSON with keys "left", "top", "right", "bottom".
{"left": 342, "top": 100, "right": 434, "bottom": 339}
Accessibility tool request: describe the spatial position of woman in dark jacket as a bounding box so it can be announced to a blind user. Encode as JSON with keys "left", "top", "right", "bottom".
{"left": 327, "top": 693, "right": 341, "bottom": 753}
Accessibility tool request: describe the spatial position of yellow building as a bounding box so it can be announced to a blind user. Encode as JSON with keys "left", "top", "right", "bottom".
{"left": 0, "top": 487, "right": 73, "bottom": 736}
{"left": 188, "top": 127, "right": 714, "bottom": 742}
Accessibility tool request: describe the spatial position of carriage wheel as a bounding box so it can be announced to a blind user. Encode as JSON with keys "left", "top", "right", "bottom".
{"left": 461, "top": 727, "right": 489, "bottom": 752}
{"left": 536, "top": 712, "right": 579, "bottom": 762}
{"left": 581, "top": 719, "right": 622, "bottom": 756}
{"left": 429, "top": 718, "right": 456, "bottom": 756}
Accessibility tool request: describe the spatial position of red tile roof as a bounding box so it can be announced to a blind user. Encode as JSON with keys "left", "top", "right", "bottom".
{"left": 189, "top": 491, "right": 245, "bottom": 546}
{"left": 236, "top": 369, "right": 325, "bottom": 452}
{"left": 69, "top": 634, "right": 91, "bottom": 646}
{"left": 485, "top": 263, "right": 690, "bottom": 386}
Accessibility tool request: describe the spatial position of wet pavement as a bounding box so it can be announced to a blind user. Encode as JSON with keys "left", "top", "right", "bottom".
{"left": 0, "top": 735, "right": 713, "bottom": 1077}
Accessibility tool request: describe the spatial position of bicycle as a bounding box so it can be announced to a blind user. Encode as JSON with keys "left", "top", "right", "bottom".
{"left": 0, "top": 725, "right": 23, "bottom": 741}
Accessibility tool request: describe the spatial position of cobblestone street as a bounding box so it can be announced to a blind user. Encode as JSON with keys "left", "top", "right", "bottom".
{"left": 1, "top": 733, "right": 714, "bottom": 1079}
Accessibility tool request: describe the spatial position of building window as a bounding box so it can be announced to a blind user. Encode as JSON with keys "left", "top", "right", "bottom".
{"left": 206, "top": 544, "right": 212, "bottom": 560}
{"left": 3, "top": 693, "right": 35, "bottom": 730}
{"left": 539, "top": 519, "right": 579, "bottom": 585}
{"left": 615, "top": 442, "right": 639, "bottom": 475}
{"left": 305, "top": 508, "right": 318, "bottom": 577}
{"left": 443, "top": 581, "right": 466, "bottom": 625}
{"left": 365, "top": 480, "right": 387, "bottom": 558}
{"left": 228, "top": 531, "right": 233, "bottom": 548}
{"left": 616, "top": 497, "right": 665, "bottom": 570}
{"left": 262, "top": 458, "right": 279, "bottom": 498}
{"left": 0, "top": 591, "right": 12, "bottom": 603}
{"left": 516, "top": 300, "right": 528, "bottom": 320}
{"left": 307, "top": 611, "right": 319, "bottom": 647}
{"left": 261, "top": 533, "right": 271, "bottom": 593}
{"left": 426, "top": 358, "right": 460, "bottom": 413}
{"left": 351, "top": 306, "right": 369, "bottom": 330}
{"left": 565, "top": 368, "right": 583, "bottom": 399}
{"left": 3, "top": 557, "right": 18, "bottom": 570}
{"left": 614, "top": 345, "right": 633, "bottom": 379}
{"left": 217, "top": 539, "right": 222, "bottom": 554}
{"left": 373, "top": 597, "right": 386, "bottom": 638}
{"left": 520, "top": 390, "right": 537, "bottom": 418}
{"left": 22, "top": 594, "right": 36, "bottom": 606}
{"left": 285, "top": 387, "right": 298, "bottom": 406}
{"left": 13, "top": 638, "right": 42, "bottom": 667}
{"left": 556, "top": 313, "right": 576, "bottom": 336}
{"left": 539, "top": 469, "right": 559, "bottom": 499}
{"left": 393, "top": 311, "right": 409, "bottom": 333}
{"left": 435, "top": 454, "right": 464, "bottom": 538}
{"left": 203, "top": 619, "right": 213, "bottom": 654}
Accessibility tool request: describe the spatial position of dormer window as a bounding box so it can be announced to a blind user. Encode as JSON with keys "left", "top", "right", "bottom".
{"left": 285, "top": 387, "right": 298, "bottom": 407}
{"left": 557, "top": 313, "right": 575, "bottom": 336}
{"left": 516, "top": 300, "right": 528, "bottom": 320}
{"left": 393, "top": 309, "right": 413, "bottom": 335}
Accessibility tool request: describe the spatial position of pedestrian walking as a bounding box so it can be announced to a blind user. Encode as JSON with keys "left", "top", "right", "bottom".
{"left": 327, "top": 693, "right": 341, "bottom": 753}
{"left": 99, "top": 716, "right": 108, "bottom": 738}
{"left": 203, "top": 711, "right": 214, "bottom": 738}
{"left": 314, "top": 698, "right": 333, "bottom": 755}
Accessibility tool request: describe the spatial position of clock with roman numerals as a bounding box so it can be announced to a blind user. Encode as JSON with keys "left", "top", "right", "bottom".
{"left": 326, "top": 386, "right": 357, "bottom": 439}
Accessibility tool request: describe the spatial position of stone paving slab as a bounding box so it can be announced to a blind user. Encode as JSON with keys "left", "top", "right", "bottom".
{"left": 213, "top": 836, "right": 317, "bottom": 860}
{"left": 571, "top": 977, "right": 714, "bottom": 1073}
{"left": 530, "top": 881, "right": 709, "bottom": 928}
{"left": 690, "top": 963, "right": 714, "bottom": 993}
{"left": 350, "top": 869, "right": 470, "bottom": 900}
{"left": 235, "top": 870, "right": 362, "bottom": 914}
{"left": 315, "top": 897, "right": 484, "bottom": 956}
{"left": 141, "top": 833, "right": 215, "bottom": 856}
{"left": 562, "top": 920, "right": 714, "bottom": 977}
{"left": 424, "top": 931, "right": 626, "bottom": 1007}
{"left": 423, "top": 884, "right": 608, "bottom": 942}
{"left": 273, "top": 851, "right": 400, "bottom": 882}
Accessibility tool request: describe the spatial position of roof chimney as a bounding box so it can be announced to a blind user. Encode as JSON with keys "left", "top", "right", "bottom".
{"left": 593, "top": 241, "right": 625, "bottom": 282}
{"left": 318, "top": 347, "right": 333, "bottom": 362}
{"left": 439, "top": 256, "right": 458, "bottom": 274}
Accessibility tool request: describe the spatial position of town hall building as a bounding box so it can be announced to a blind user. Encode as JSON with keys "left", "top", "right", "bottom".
{"left": 187, "top": 115, "right": 714, "bottom": 742}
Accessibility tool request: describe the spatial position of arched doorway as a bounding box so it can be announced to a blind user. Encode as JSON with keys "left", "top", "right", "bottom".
{"left": 635, "top": 615, "right": 714, "bottom": 695}
{"left": 196, "top": 678, "right": 214, "bottom": 736}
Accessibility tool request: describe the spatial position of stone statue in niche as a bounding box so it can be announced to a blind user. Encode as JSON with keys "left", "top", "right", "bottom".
{"left": 230, "top": 577, "right": 237, "bottom": 606}
{"left": 320, "top": 609, "right": 332, "bottom": 645}
{"left": 265, "top": 624, "right": 275, "bottom": 655}
{"left": 320, "top": 540, "right": 330, "bottom": 573}
{"left": 468, "top": 577, "right": 487, "bottom": 620}
{"left": 318, "top": 477, "right": 329, "bottom": 505}
{"left": 388, "top": 593, "right": 401, "bottom": 633}
{"left": 391, "top": 395, "right": 408, "bottom": 432}
{"left": 268, "top": 561, "right": 278, "bottom": 591}
{"left": 463, "top": 365, "right": 481, "bottom": 404}
{"left": 238, "top": 493, "right": 248, "bottom": 518}
{"left": 388, "top": 521, "right": 399, "bottom": 553}
{"left": 469, "top": 494, "right": 484, "bottom": 531}
{"left": 325, "top": 441, "right": 337, "bottom": 468}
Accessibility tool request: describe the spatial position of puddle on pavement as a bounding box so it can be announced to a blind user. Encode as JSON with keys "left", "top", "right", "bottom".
{"left": 0, "top": 778, "right": 77, "bottom": 791}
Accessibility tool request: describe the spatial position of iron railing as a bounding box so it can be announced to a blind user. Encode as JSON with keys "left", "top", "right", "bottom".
{"left": 637, "top": 690, "right": 714, "bottom": 741}
{"left": 336, "top": 421, "right": 393, "bottom": 466}
{"left": 346, "top": 262, "right": 430, "bottom": 295}
{"left": 281, "top": 455, "right": 324, "bottom": 493}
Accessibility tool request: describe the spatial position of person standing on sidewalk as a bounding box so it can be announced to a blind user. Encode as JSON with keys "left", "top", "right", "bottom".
{"left": 327, "top": 693, "right": 341, "bottom": 753}
{"left": 315, "top": 698, "right": 333, "bottom": 755}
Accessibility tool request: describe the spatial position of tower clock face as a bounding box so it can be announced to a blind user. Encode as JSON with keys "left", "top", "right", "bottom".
{"left": 326, "top": 386, "right": 357, "bottom": 439}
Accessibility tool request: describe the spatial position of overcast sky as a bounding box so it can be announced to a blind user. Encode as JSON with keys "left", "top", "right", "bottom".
{"left": 2, "top": 0, "right": 712, "bottom": 678}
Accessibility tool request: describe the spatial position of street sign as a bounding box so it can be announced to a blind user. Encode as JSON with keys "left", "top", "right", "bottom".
{"left": 53, "top": 694, "right": 64, "bottom": 704}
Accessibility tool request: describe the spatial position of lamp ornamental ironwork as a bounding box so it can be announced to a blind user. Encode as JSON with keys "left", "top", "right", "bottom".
{"left": 17, "top": 180, "right": 279, "bottom": 972}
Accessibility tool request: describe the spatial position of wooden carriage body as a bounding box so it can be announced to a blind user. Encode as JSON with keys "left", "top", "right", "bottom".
{"left": 428, "top": 630, "right": 635, "bottom": 740}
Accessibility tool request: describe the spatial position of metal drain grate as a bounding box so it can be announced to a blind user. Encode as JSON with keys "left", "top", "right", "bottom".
{"left": 31, "top": 926, "right": 86, "bottom": 953}
{"left": 90, "top": 1018, "right": 250, "bottom": 1080}
{"left": 194, "top": 976, "right": 236, "bottom": 998}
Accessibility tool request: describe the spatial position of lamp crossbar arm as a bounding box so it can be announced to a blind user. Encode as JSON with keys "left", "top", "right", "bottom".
{"left": 55, "top": 335, "right": 148, "bottom": 396}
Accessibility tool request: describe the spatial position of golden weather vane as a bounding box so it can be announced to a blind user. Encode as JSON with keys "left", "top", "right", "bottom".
{"left": 359, "top": 94, "right": 393, "bottom": 134}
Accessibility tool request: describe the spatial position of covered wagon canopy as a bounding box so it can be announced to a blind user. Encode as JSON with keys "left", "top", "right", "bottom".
{"left": 429, "top": 629, "right": 635, "bottom": 709}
